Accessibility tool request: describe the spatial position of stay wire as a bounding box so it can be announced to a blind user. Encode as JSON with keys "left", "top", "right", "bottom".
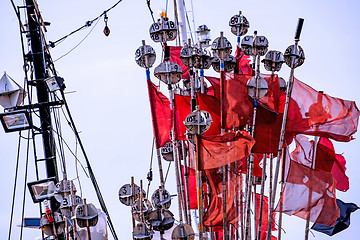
{"left": 49, "top": 0, "right": 124, "bottom": 47}
{"left": 53, "top": 17, "right": 101, "bottom": 62}
{"left": 7, "top": 133, "right": 22, "bottom": 240}
{"left": 19, "top": 130, "right": 31, "bottom": 240}
{"left": 147, "top": 137, "right": 155, "bottom": 197}
{"left": 146, "top": 0, "right": 156, "bottom": 23}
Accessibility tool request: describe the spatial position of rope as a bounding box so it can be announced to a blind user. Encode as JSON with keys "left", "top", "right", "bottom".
{"left": 49, "top": 0, "right": 124, "bottom": 47}
{"left": 7, "top": 134, "right": 22, "bottom": 240}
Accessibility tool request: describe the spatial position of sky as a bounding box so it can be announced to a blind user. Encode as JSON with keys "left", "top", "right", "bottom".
{"left": 0, "top": 0, "right": 360, "bottom": 239}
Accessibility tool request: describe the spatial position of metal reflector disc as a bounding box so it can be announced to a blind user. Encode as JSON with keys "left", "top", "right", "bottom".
{"left": 171, "top": 223, "right": 195, "bottom": 240}
{"left": 41, "top": 212, "right": 65, "bottom": 236}
{"left": 149, "top": 19, "right": 177, "bottom": 43}
{"left": 229, "top": 13, "right": 250, "bottom": 37}
{"left": 151, "top": 188, "right": 171, "bottom": 209}
{"left": 284, "top": 45, "right": 305, "bottom": 68}
{"left": 154, "top": 62, "right": 183, "bottom": 84}
{"left": 211, "top": 54, "right": 236, "bottom": 73}
{"left": 247, "top": 76, "right": 268, "bottom": 99}
{"left": 211, "top": 36, "right": 232, "bottom": 60}
{"left": 135, "top": 44, "right": 156, "bottom": 68}
{"left": 161, "top": 141, "right": 174, "bottom": 161}
{"left": 119, "top": 183, "right": 145, "bottom": 206}
{"left": 133, "top": 222, "right": 154, "bottom": 240}
{"left": 132, "top": 198, "right": 153, "bottom": 222}
{"left": 148, "top": 209, "right": 175, "bottom": 231}
{"left": 75, "top": 203, "right": 99, "bottom": 228}
{"left": 262, "top": 50, "right": 284, "bottom": 72}
{"left": 184, "top": 110, "right": 212, "bottom": 135}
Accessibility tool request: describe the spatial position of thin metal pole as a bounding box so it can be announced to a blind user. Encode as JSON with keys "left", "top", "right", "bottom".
{"left": 256, "top": 154, "right": 267, "bottom": 240}
{"left": 267, "top": 18, "right": 304, "bottom": 240}
{"left": 182, "top": 140, "right": 192, "bottom": 225}
{"left": 304, "top": 136, "right": 319, "bottom": 239}
{"left": 165, "top": 58, "right": 184, "bottom": 223}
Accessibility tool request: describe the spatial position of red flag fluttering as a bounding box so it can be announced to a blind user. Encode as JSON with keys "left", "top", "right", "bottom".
{"left": 223, "top": 73, "right": 253, "bottom": 128}
{"left": 203, "top": 166, "right": 240, "bottom": 228}
{"left": 147, "top": 79, "right": 172, "bottom": 148}
{"left": 205, "top": 76, "right": 220, "bottom": 98}
{"left": 286, "top": 78, "right": 360, "bottom": 142}
{"left": 236, "top": 154, "right": 263, "bottom": 177}
{"left": 276, "top": 160, "right": 340, "bottom": 226}
{"left": 290, "top": 134, "right": 349, "bottom": 192}
{"left": 255, "top": 194, "right": 277, "bottom": 240}
{"left": 197, "top": 130, "right": 255, "bottom": 170}
{"left": 234, "top": 46, "right": 253, "bottom": 75}
{"left": 331, "top": 154, "right": 349, "bottom": 192}
{"left": 169, "top": 46, "right": 190, "bottom": 80}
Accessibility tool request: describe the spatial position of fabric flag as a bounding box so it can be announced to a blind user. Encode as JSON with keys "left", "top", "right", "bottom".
{"left": 147, "top": 79, "right": 172, "bottom": 148}
{"left": 234, "top": 46, "right": 253, "bottom": 75}
{"left": 223, "top": 72, "right": 253, "bottom": 128}
{"left": 205, "top": 76, "right": 220, "bottom": 98}
{"left": 255, "top": 194, "right": 277, "bottom": 240}
{"left": 236, "top": 154, "right": 263, "bottom": 177}
{"left": 311, "top": 199, "right": 359, "bottom": 236}
{"left": 169, "top": 46, "right": 190, "bottom": 79}
{"left": 286, "top": 78, "right": 360, "bottom": 142}
{"left": 203, "top": 167, "right": 240, "bottom": 227}
{"left": 197, "top": 130, "right": 255, "bottom": 170}
{"left": 290, "top": 135, "right": 349, "bottom": 191}
{"left": 257, "top": 74, "right": 281, "bottom": 113}
{"left": 275, "top": 160, "right": 340, "bottom": 226}
{"left": 331, "top": 154, "right": 349, "bottom": 191}
{"left": 174, "top": 93, "right": 221, "bottom": 140}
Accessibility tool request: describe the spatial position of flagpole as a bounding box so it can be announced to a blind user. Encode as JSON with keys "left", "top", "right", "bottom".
{"left": 304, "top": 131, "right": 320, "bottom": 239}
{"left": 256, "top": 154, "right": 267, "bottom": 240}
{"left": 181, "top": 140, "right": 192, "bottom": 225}
{"left": 267, "top": 18, "right": 304, "bottom": 240}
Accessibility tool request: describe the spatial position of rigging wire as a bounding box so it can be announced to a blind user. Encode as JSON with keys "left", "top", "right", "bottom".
{"left": 49, "top": 0, "right": 124, "bottom": 48}
{"left": 146, "top": 137, "right": 155, "bottom": 197}
{"left": 53, "top": 17, "right": 101, "bottom": 62}
{"left": 7, "top": 134, "right": 22, "bottom": 240}
{"left": 146, "top": 0, "right": 156, "bottom": 23}
{"left": 19, "top": 130, "right": 31, "bottom": 240}
{"left": 164, "top": 160, "right": 172, "bottom": 184}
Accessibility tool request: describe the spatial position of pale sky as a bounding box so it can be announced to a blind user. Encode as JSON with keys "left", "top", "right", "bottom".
{"left": 0, "top": 0, "right": 359, "bottom": 240}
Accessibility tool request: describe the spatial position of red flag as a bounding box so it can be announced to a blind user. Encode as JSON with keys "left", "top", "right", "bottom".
{"left": 255, "top": 194, "right": 277, "bottom": 240}
{"left": 224, "top": 73, "right": 253, "bottom": 128}
{"left": 332, "top": 154, "right": 349, "bottom": 192}
{"left": 286, "top": 78, "right": 360, "bottom": 142}
{"left": 203, "top": 167, "right": 240, "bottom": 227}
{"left": 205, "top": 76, "right": 220, "bottom": 98}
{"left": 181, "top": 165, "right": 202, "bottom": 209}
{"left": 174, "top": 94, "right": 191, "bottom": 140}
{"left": 290, "top": 135, "right": 349, "bottom": 191}
{"left": 234, "top": 46, "right": 253, "bottom": 75}
{"left": 258, "top": 74, "right": 281, "bottom": 112}
{"left": 276, "top": 160, "right": 340, "bottom": 226}
{"left": 169, "top": 46, "right": 190, "bottom": 80}
{"left": 237, "top": 154, "right": 263, "bottom": 177}
{"left": 290, "top": 135, "right": 335, "bottom": 172}
{"left": 147, "top": 79, "right": 172, "bottom": 148}
{"left": 197, "top": 130, "right": 255, "bottom": 170}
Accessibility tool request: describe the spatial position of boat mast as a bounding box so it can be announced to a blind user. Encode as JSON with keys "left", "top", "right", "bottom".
{"left": 24, "top": 0, "right": 58, "bottom": 180}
